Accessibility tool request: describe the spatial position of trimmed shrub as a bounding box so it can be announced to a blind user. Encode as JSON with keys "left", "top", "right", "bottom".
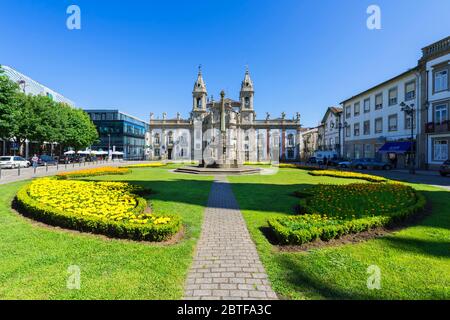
{"left": 308, "top": 170, "right": 388, "bottom": 183}
{"left": 15, "top": 179, "right": 181, "bottom": 242}
{"left": 56, "top": 167, "right": 130, "bottom": 179}
{"left": 269, "top": 183, "right": 426, "bottom": 245}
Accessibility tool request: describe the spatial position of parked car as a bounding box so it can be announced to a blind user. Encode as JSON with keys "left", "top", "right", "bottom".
{"left": 0, "top": 156, "right": 30, "bottom": 169}
{"left": 35, "top": 155, "right": 58, "bottom": 166}
{"left": 350, "top": 158, "right": 392, "bottom": 170}
{"left": 439, "top": 160, "right": 450, "bottom": 177}
{"left": 338, "top": 160, "right": 352, "bottom": 168}
{"left": 307, "top": 157, "right": 317, "bottom": 164}
{"left": 327, "top": 158, "right": 347, "bottom": 167}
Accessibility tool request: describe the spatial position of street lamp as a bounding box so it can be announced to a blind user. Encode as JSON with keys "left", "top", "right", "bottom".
{"left": 400, "top": 102, "right": 416, "bottom": 174}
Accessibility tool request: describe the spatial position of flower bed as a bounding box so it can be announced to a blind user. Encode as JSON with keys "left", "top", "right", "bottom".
{"left": 15, "top": 178, "right": 181, "bottom": 241}
{"left": 120, "top": 163, "right": 167, "bottom": 168}
{"left": 269, "top": 183, "right": 426, "bottom": 245}
{"left": 278, "top": 163, "right": 323, "bottom": 171}
{"left": 56, "top": 167, "right": 130, "bottom": 179}
{"left": 308, "top": 170, "right": 388, "bottom": 182}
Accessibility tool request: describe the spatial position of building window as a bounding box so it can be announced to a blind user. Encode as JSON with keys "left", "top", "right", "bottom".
{"left": 375, "top": 118, "right": 383, "bottom": 133}
{"left": 354, "top": 123, "right": 360, "bottom": 136}
{"left": 354, "top": 102, "right": 360, "bottom": 116}
{"left": 388, "top": 114, "right": 398, "bottom": 131}
{"left": 354, "top": 144, "right": 362, "bottom": 159}
{"left": 433, "top": 140, "right": 448, "bottom": 161}
{"left": 363, "top": 120, "right": 370, "bottom": 135}
{"left": 245, "top": 97, "right": 250, "bottom": 108}
{"left": 388, "top": 87, "right": 398, "bottom": 106}
{"left": 405, "top": 81, "right": 416, "bottom": 101}
{"left": 154, "top": 148, "right": 160, "bottom": 157}
{"left": 364, "top": 144, "right": 373, "bottom": 158}
{"left": 405, "top": 112, "right": 416, "bottom": 130}
{"left": 168, "top": 132, "right": 174, "bottom": 144}
{"left": 287, "top": 134, "right": 294, "bottom": 147}
{"left": 154, "top": 133, "right": 160, "bottom": 145}
{"left": 435, "top": 104, "right": 448, "bottom": 124}
{"left": 345, "top": 126, "right": 350, "bottom": 137}
{"left": 375, "top": 93, "right": 383, "bottom": 110}
{"left": 345, "top": 105, "right": 351, "bottom": 119}
{"left": 434, "top": 69, "right": 449, "bottom": 93}
{"left": 364, "top": 98, "right": 370, "bottom": 113}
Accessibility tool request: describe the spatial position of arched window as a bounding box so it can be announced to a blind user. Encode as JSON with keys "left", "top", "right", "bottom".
{"left": 244, "top": 97, "right": 250, "bottom": 108}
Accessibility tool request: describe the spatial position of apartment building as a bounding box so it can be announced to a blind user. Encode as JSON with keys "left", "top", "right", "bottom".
{"left": 340, "top": 68, "right": 420, "bottom": 168}
{"left": 299, "top": 127, "right": 319, "bottom": 160}
{"left": 317, "top": 107, "right": 343, "bottom": 156}
{"left": 419, "top": 36, "right": 450, "bottom": 169}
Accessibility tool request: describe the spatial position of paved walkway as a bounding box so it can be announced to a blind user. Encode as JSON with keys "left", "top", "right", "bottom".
{"left": 0, "top": 160, "right": 148, "bottom": 185}
{"left": 184, "top": 176, "right": 277, "bottom": 300}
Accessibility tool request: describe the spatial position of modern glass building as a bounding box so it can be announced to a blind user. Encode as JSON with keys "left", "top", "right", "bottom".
{"left": 84, "top": 110, "right": 150, "bottom": 160}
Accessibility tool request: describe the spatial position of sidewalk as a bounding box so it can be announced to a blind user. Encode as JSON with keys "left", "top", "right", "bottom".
{"left": 0, "top": 160, "right": 149, "bottom": 185}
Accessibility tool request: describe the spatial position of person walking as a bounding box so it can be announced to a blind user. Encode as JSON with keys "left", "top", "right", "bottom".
{"left": 31, "top": 154, "right": 39, "bottom": 170}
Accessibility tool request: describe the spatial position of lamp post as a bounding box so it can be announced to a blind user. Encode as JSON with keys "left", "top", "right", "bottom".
{"left": 400, "top": 102, "right": 416, "bottom": 174}
{"left": 108, "top": 134, "right": 111, "bottom": 161}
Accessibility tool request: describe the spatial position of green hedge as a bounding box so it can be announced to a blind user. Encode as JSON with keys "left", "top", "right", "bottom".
{"left": 15, "top": 184, "right": 181, "bottom": 242}
{"left": 268, "top": 191, "right": 426, "bottom": 245}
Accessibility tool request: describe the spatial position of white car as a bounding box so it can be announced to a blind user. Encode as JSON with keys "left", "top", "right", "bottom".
{"left": 0, "top": 156, "right": 30, "bottom": 169}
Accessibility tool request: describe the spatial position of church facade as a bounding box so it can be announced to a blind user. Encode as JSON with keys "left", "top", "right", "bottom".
{"left": 147, "top": 69, "right": 302, "bottom": 164}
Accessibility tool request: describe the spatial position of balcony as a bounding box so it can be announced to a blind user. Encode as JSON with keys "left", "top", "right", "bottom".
{"left": 425, "top": 121, "right": 450, "bottom": 134}
{"left": 421, "top": 36, "right": 450, "bottom": 60}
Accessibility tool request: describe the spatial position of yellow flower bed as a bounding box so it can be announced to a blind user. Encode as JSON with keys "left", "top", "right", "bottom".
{"left": 56, "top": 166, "right": 130, "bottom": 179}
{"left": 15, "top": 178, "right": 181, "bottom": 241}
{"left": 120, "top": 163, "right": 166, "bottom": 168}
{"left": 278, "top": 163, "right": 323, "bottom": 170}
{"left": 308, "top": 170, "right": 388, "bottom": 182}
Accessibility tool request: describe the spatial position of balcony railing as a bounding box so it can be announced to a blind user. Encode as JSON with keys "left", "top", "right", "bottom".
{"left": 425, "top": 121, "right": 450, "bottom": 133}
{"left": 421, "top": 36, "right": 450, "bottom": 60}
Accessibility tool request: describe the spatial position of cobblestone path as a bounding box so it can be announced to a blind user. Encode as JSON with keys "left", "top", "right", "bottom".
{"left": 184, "top": 176, "right": 277, "bottom": 300}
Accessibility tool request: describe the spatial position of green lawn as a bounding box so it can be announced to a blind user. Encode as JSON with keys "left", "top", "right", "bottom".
{"left": 0, "top": 168, "right": 213, "bottom": 299}
{"left": 228, "top": 168, "right": 450, "bottom": 300}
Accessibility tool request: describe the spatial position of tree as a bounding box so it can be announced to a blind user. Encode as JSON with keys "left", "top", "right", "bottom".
{"left": 61, "top": 106, "right": 99, "bottom": 151}
{"left": 0, "top": 66, "right": 20, "bottom": 140}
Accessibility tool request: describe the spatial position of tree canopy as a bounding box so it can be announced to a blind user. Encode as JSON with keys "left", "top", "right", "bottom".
{"left": 0, "top": 66, "right": 99, "bottom": 154}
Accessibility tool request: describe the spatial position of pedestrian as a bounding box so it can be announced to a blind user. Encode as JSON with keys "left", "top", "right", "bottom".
{"left": 31, "top": 154, "right": 39, "bottom": 169}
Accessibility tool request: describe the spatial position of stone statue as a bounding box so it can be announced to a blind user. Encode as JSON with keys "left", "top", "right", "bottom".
{"left": 266, "top": 112, "right": 270, "bottom": 121}
{"left": 150, "top": 112, "right": 154, "bottom": 120}
{"left": 176, "top": 112, "right": 181, "bottom": 120}
{"left": 162, "top": 112, "right": 167, "bottom": 120}
{"left": 296, "top": 112, "right": 300, "bottom": 122}
{"left": 281, "top": 112, "right": 286, "bottom": 120}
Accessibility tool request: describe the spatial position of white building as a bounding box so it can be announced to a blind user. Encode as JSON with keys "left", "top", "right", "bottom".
{"left": 318, "top": 107, "right": 343, "bottom": 155}
{"left": 1, "top": 65, "right": 75, "bottom": 106}
{"left": 148, "top": 68, "right": 302, "bottom": 163}
{"left": 1, "top": 65, "right": 76, "bottom": 157}
{"left": 419, "top": 36, "right": 450, "bottom": 169}
{"left": 340, "top": 68, "right": 421, "bottom": 168}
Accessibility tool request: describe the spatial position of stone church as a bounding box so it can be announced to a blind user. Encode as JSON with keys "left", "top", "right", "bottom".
{"left": 147, "top": 68, "right": 301, "bottom": 164}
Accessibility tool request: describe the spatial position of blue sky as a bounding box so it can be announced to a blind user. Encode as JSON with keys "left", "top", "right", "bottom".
{"left": 1, "top": 0, "right": 449, "bottom": 127}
